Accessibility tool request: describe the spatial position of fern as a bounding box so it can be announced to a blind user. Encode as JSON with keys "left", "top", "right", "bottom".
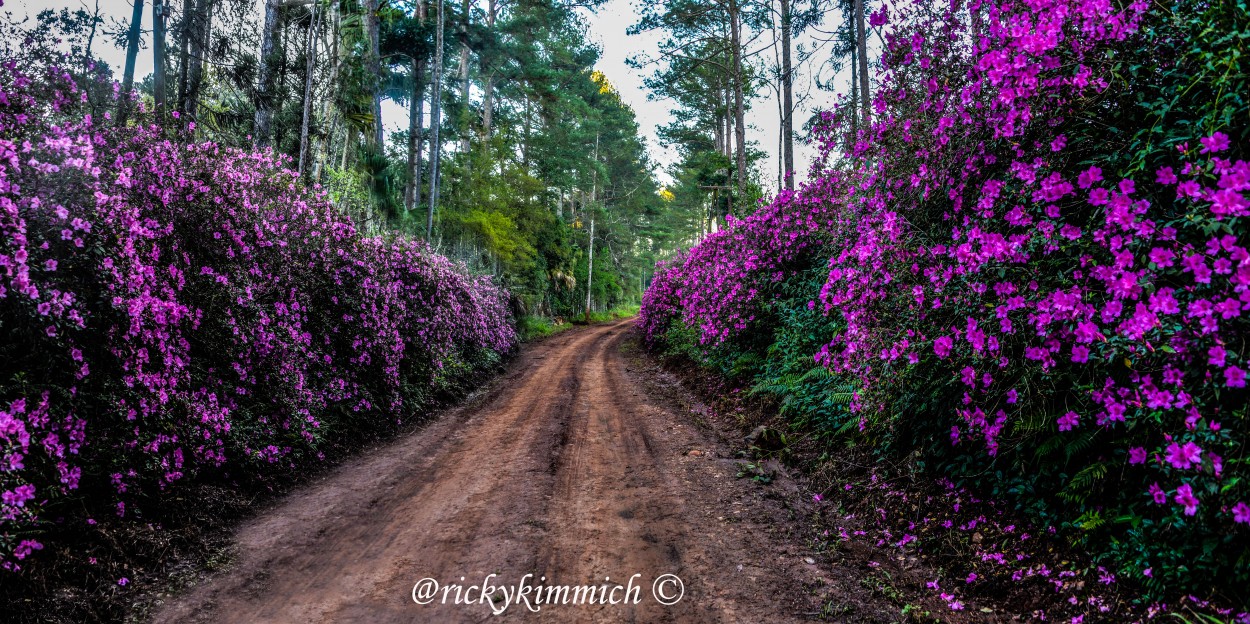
{"left": 1059, "top": 461, "right": 1109, "bottom": 506}
{"left": 1064, "top": 430, "right": 1100, "bottom": 462}
{"left": 1072, "top": 510, "right": 1105, "bottom": 531}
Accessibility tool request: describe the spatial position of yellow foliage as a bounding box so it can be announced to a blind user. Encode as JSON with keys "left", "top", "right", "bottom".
{"left": 657, "top": 188, "right": 675, "bottom": 202}
{"left": 457, "top": 209, "right": 532, "bottom": 262}
{"left": 591, "top": 70, "right": 615, "bottom": 95}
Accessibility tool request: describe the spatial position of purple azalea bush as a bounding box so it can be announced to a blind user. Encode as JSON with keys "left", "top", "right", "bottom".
{"left": 0, "top": 59, "right": 515, "bottom": 571}
{"left": 642, "top": 0, "right": 1248, "bottom": 605}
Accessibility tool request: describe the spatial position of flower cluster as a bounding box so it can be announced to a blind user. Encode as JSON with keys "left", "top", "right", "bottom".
{"left": 0, "top": 59, "right": 516, "bottom": 569}
{"left": 641, "top": 0, "right": 1248, "bottom": 603}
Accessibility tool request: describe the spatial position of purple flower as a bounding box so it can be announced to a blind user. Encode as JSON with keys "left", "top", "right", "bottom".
{"left": 1077, "top": 166, "right": 1103, "bottom": 189}
{"left": 1174, "top": 483, "right": 1200, "bottom": 516}
{"left": 1199, "top": 132, "right": 1230, "bottom": 153}
{"left": 934, "top": 336, "right": 953, "bottom": 357}
{"left": 1233, "top": 502, "right": 1250, "bottom": 524}
{"left": 1164, "top": 442, "right": 1203, "bottom": 470}
{"left": 869, "top": 6, "right": 888, "bottom": 27}
{"left": 1149, "top": 483, "right": 1166, "bottom": 504}
{"left": 1225, "top": 366, "right": 1247, "bottom": 388}
{"left": 12, "top": 540, "right": 43, "bottom": 560}
{"left": 1057, "top": 411, "right": 1080, "bottom": 432}
{"left": 1, "top": 484, "right": 36, "bottom": 507}
{"left": 1209, "top": 345, "right": 1227, "bottom": 367}
{"left": 1071, "top": 345, "right": 1089, "bottom": 363}
{"left": 1088, "top": 187, "right": 1110, "bottom": 205}
{"left": 1128, "top": 447, "right": 1147, "bottom": 465}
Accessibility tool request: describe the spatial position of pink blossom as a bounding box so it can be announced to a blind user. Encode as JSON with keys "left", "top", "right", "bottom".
{"left": 1149, "top": 483, "right": 1166, "bottom": 504}
{"left": 1225, "top": 366, "right": 1246, "bottom": 388}
{"left": 1199, "top": 132, "right": 1230, "bottom": 153}
{"left": 1233, "top": 502, "right": 1250, "bottom": 524}
{"left": 1057, "top": 411, "right": 1080, "bottom": 432}
{"left": 1174, "top": 483, "right": 1200, "bottom": 516}
{"left": 1077, "top": 166, "right": 1103, "bottom": 189}
{"left": 1164, "top": 442, "right": 1203, "bottom": 470}
{"left": 869, "top": 6, "right": 889, "bottom": 27}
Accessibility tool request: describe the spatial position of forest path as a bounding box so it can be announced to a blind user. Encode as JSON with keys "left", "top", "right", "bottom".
{"left": 151, "top": 320, "right": 874, "bottom": 623}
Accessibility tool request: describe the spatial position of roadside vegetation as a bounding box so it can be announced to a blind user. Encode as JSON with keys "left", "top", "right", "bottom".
{"left": 640, "top": 0, "right": 1249, "bottom": 619}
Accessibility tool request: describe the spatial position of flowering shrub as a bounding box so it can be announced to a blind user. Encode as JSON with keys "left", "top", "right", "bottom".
{"left": 641, "top": 0, "right": 1248, "bottom": 605}
{"left": 0, "top": 58, "right": 515, "bottom": 570}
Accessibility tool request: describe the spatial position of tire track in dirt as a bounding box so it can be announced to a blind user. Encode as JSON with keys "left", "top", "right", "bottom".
{"left": 151, "top": 320, "right": 834, "bottom": 623}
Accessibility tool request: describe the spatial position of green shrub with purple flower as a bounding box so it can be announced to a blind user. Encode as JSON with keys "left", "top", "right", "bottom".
{"left": 0, "top": 54, "right": 515, "bottom": 571}
{"left": 641, "top": 0, "right": 1249, "bottom": 608}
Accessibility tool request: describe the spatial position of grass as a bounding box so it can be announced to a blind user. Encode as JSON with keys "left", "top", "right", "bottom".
{"left": 517, "top": 315, "right": 573, "bottom": 342}
{"left": 519, "top": 304, "right": 639, "bottom": 342}
{"left": 581, "top": 303, "right": 641, "bottom": 324}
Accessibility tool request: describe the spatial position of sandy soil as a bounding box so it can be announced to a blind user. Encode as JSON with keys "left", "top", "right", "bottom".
{"left": 151, "top": 320, "right": 885, "bottom": 623}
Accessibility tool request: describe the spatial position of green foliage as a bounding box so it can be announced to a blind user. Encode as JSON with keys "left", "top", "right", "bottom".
{"left": 645, "top": 0, "right": 1250, "bottom": 606}
{"left": 516, "top": 315, "right": 572, "bottom": 342}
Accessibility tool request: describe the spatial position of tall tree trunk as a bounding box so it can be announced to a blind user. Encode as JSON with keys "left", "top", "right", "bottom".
{"left": 364, "top": 0, "right": 383, "bottom": 147}
{"left": 722, "top": 82, "right": 732, "bottom": 162}
{"left": 316, "top": 0, "right": 342, "bottom": 180}
{"left": 404, "top": 57, "right": 426, "bottom": 213}
{"left": 298, "top": 3, "right": 319, "bottom": 175}
{"left": 779, "top": 0, "right": 794, "bottom": 190}
{"left": 255, "top": 0, "right": 280, "bottom": 146}
{"left": 850, "top": 30, "right": 858, "bottom": 143}
{"left": 586, "top": 130, "right": 599, "bottom": 319}
{"left": 256, "top": 0, "right": 314, "bottom": 145}
{"left": 723, "top": 80, "right": 732, "bottom": 219}
{"left": 459, "top": 0, "right": 471, "bottom": 153}
{"left": 152, "top": 0, "right": 168, "bottom": 120}
{"left": 278, "top": 11, "right": 292, "bottom": 147}
{"left": 775, "top": 92, "right": 783, "bottom": 189}
{"left": 184, "top": 0, "right": 209, "bottom": 119}
{"left": 406, "top": 1, "right": 429, "bottom": 212}
{"left": 854, "top": 0, "right": 870, "bottom": 126}
{"left": 119, "top": 0, "right": 144, "bottom": 123}
{"left": 729, "top": 0, "right": 747, "bottom": 211}
{"left": 585, "top": 215, "right": 594, "bottom": 318}
{"left": 521, "top": 93, "right": 530, "bottom": 169}
{"left": 481, "top": 0, "right": 496, "bottom": 140}
{"left": 177, "top": 0, "right": 192, "bottom": 110}
{"left": 428, "top": 0, "right": 446, "bottom": 239}
{"left": 713, "top": 82, "right": 724, "bottom": 155}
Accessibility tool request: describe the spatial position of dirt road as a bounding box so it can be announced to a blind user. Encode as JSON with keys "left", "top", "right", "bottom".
{"left": 152, "top": 320, "right": 842, "bottom": 623}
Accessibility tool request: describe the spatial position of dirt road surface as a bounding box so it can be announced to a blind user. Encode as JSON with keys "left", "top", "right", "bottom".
{"left": 152, "top": 320, "right": 859, "bottom": 623}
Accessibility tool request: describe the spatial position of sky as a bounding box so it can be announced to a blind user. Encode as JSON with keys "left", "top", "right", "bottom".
{"left": 4, "top": 0, "right": 851, "bottom": 193}
{"left": 585, "top": 0, "right": 847, "bottom": 190}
